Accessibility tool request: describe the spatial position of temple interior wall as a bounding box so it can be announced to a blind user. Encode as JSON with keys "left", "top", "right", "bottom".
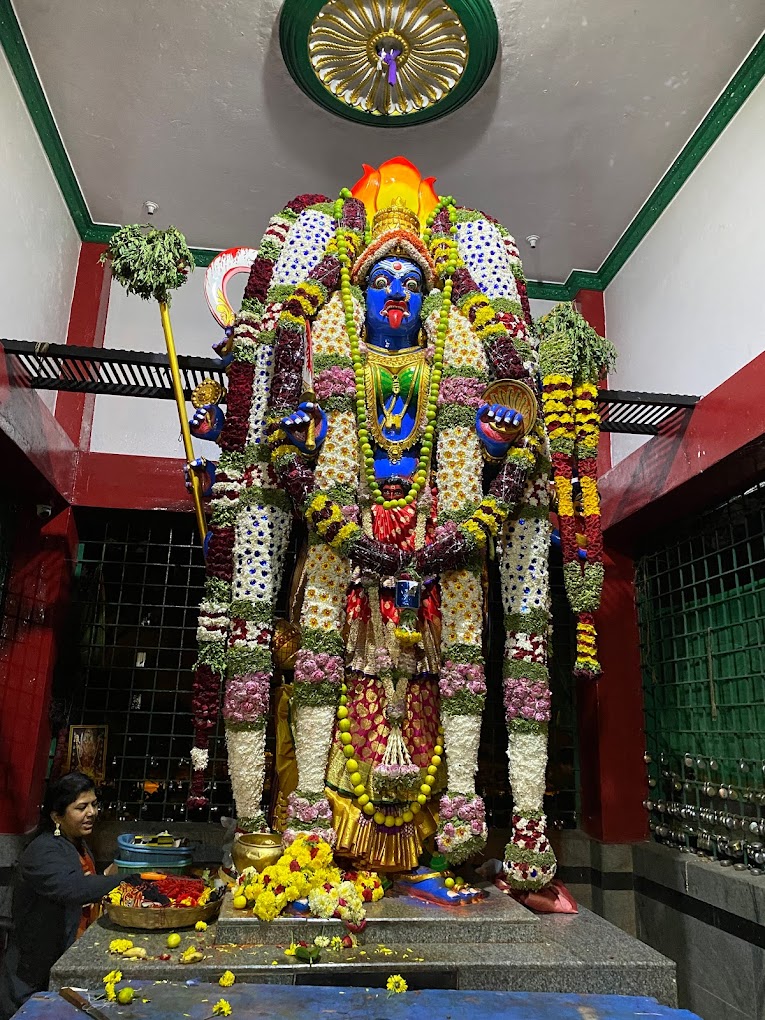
{"left": 0, "top": 49, "right": 80, "bottom": 414}
{"left": 605, "top": 74, "right": 765, "bottom": 466}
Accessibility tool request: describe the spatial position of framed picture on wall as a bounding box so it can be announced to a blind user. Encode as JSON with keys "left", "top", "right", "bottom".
{"left": 66, "top": 725, "right": 108, "bottom": 782}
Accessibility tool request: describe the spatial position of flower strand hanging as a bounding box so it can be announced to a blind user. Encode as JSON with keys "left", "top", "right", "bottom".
{"left": 537, "top": 302, "right": 616, "bottom": 678}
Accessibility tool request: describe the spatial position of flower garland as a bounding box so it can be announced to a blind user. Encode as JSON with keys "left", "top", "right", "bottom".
{"left": 190, "top": 194, "right": 332, "bottom": 816}
{"left": 499, "top": 461, "right": 557, "bottom": 889}
{"left": 537, "top": 302, "right": 616, "bottom": 679}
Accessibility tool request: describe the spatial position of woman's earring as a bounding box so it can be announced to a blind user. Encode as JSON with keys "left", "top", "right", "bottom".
{"left": 53, "top": 821, "right": 61, "bottom": 837}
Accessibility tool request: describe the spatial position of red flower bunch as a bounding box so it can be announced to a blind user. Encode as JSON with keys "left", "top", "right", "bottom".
{"left": 285, "top": 193, "right": 329, "bottom": 215}
{"left": 219, "top": 362, "right": 255, "bottom": 452}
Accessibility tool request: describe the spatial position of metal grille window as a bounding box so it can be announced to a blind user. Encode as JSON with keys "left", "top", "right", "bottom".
{"left": 637, "top": 481, "right": 765, "bottom": 861}
{"left": 60, "top": 510, "right": 236, "bottom": 824}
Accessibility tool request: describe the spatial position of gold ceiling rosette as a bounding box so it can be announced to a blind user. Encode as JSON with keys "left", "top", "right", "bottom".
{"left": 308, "top": 0, "right": 468, "bottom": 117}
{"left": 279, "top": 1, "right": 498, "bottom": 127}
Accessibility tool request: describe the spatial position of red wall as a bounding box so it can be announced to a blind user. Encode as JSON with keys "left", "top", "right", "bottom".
{"left": 0, "top": 509, "right": 78, "bottom": 833}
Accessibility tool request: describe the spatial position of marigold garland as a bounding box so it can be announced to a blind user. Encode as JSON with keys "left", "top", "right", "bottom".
{"left": 537, "top": 302, "right": 616, "bottom": 679}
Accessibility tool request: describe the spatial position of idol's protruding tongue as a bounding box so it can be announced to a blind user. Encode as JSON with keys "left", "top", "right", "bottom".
{"left": 385, "top": 303, "right": 406, "bottom": 330}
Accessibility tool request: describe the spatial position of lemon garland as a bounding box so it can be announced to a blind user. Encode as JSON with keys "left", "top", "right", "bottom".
{"left": 335, "top": 680, "right": 445, "bottom": 829}
{"left": 333, "top": 188, "right": 459, "bottom": 509}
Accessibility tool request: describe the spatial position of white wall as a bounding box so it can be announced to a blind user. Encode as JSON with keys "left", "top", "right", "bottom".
{"left": 89, "top": 270, "right": 246, "bottom": 458}
{"left": 0, "top": 48, "right": 80, "bottom": 412}
{"left": 605, "top": 75, "right": 765, "bottom": 464}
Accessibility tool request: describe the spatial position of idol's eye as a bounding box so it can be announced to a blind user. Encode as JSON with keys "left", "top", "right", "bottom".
{"left": 404, "top": 278, "right": 421, "bottom": 293}
{"left": 371, "top": 275, "right": 388, "bottom": 290}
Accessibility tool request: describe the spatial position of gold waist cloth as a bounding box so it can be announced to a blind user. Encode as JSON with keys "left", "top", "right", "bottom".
{"left": 326, "top": 786, "right": 437, "bottom": 873}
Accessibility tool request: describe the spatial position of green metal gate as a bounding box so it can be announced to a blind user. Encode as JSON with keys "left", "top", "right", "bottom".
{"left": 636, "top": 481, "right": 765, "bottom": 864}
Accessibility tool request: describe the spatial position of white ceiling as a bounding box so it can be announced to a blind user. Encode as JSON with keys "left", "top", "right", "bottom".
{"left": 13, "top": 0, "right": 765, "bottom": 282}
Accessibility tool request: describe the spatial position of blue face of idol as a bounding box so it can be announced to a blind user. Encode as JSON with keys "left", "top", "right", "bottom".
{"left": 364, "top": 257, "right": 424, "bottom": 349}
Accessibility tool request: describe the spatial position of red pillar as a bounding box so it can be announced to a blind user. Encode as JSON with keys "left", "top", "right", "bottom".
{"left": 0, "top": 508, "right": 79, "bottom": 833}
{"left": 570, "top": 289, "right": 646, "bottom": 841}
{"left": 55, "top": 242, "right": 111, "bottom": 448}
{"left": 574, "top": 288, "right": 611, "bottom": 475}
{"left": 576, "top": 547, "right": 648, "bottom": 842}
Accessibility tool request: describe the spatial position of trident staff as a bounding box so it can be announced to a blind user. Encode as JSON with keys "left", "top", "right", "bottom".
{"left": 102, "top": 225, "right": 207, "bottom": 543}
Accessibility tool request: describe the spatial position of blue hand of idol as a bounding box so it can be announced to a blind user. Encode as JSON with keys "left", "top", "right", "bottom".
{"left": 281, "top": 401, "right": 328, "bottom": 454}
{"left": 212, "top": 331, "right": 234, "bottom": 368}
{"left": 189, "top": 404, "right": 225, "bottom": 443}
{"left": 365, "top": 258, "right": 423, "bottom": 351}
{"left": 184, "top": 457, "right": 216, "bottom": 497}
{"left": 551, "top": 527, "right": 587, "bottom": 561}
{"left": 475, "top": 403, "right": 523, "bottom": 459}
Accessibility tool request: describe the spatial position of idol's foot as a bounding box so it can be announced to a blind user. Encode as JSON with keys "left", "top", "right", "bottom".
{"left": 502, "top": 813, "right": 557, "bottom": 891}
{"left": 393, "top": 865, "right": 486, "bottom": 906}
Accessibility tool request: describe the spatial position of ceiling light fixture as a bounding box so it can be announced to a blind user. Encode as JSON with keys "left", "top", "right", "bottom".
{"left": 280, "top": 0, "right": 499, "bottom": 128}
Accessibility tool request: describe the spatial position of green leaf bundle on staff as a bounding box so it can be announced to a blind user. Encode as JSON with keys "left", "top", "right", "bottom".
{"left": 101, "top": 226, "right": 207, "bottom": 541}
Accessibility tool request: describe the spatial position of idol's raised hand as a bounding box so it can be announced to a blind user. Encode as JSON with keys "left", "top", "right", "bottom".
{"left": 475, "top": 403, "right": 523, "bottom": 459}
{"left": 280, "top": 401, "right": 328, "bottom": 454}
{"left": 189, "top": 403, "right": 225, "bottom": 443}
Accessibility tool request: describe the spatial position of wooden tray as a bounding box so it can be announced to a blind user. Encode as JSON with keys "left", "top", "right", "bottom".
{"left": 104, "top": 897, "right": 221, "bottom": 930}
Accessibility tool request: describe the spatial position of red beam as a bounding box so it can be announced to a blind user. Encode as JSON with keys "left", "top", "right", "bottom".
{"left": 72, "top": 451, "right": 193, "bottom": 511}
{"left": 578, "top": 547, "right": 648, "bottom": 842}
{"left": 600, "top": 349, "right": 765, "bottom": 545}
{"left": 56, "top": 242, "right": 111, "bottom": 448}
{"left": 0, "top": 508, "right": 79, "bottom": 833}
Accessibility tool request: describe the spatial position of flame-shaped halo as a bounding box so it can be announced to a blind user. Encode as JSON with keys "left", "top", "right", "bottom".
{"left": 350, "top": 158, "right": 440, "bottom": 288}
{"left": 351, "top": 157, "right": 439, "bottom": 226}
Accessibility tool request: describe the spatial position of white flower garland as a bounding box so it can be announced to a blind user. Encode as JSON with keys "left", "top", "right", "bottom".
{"left": 300, "top": 543, "right": 350, "bottom": 635}
{"left": 456, "top": 219, "right": 521, "bottom": 303}
{"left": 439, "top": 571, "right": 483, "bottom": 648}
{"left": 294, "top": 704, "right": 337, "bottom": 793}
{"left": 226, "top": 726, "right": 266, "bottom": 819}
{"left": 506, "top": 727, "right": 548, "bottom": 815}
{"left": 442, "top": 714, "right": 482, "bottom": 793}
{"left": 270, "top": 210, "right": 335, "bottom": 287}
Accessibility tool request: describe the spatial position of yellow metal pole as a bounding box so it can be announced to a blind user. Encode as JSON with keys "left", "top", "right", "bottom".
{"left": 159, "top": 300, "right": 208, "bottom": 543}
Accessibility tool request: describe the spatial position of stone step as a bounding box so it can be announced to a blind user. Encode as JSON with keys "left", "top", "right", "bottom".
{"left": 51, "top": 905, "right": 677, "bottom": 1005}
{"left": 215, "top": 884, "right": 541, "bottom": 945}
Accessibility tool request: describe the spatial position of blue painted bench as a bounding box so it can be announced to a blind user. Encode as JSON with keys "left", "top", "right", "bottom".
{"left": 14, "top": 982, "right": 701, "bottom": 1019}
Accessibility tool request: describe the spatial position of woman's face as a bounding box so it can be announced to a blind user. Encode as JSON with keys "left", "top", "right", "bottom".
{"left": 52, "top": 790, "right": 99, "bottom": 841}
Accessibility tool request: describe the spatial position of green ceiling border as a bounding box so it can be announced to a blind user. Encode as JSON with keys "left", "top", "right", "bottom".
{"left": 0, "top": 0, "right": 92, "bottom": 235}
{"left": 2, "top": 0, "right": 763, "bottom": 301}
{"left": 596, "top": 29, "right": 765, "bottom": 290}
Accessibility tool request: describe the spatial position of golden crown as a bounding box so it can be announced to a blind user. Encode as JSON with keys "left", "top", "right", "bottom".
{"left": 371, "top": 197, "right": 422, "bottom": 240}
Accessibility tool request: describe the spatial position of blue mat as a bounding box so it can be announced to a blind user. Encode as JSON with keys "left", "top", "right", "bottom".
{"left": 17, "top": 983, "right": 700, "bottom": 1019}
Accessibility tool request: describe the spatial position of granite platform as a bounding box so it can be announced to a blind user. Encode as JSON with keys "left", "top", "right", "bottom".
{"left": 216, "top": 881, "right": 542, "bottom": 944}
{"left": 50, "top": 887, "right": 678, "bottom": 1005}
{"left": 20, "top": 984, "right": 702, "bottom": 1020}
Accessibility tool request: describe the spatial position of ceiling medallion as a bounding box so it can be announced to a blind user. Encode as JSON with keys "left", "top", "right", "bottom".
{"left": 280, "top": 0, "right": 499, "bottom": 127}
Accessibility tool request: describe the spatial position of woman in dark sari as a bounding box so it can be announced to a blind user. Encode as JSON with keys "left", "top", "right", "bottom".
{"left": 0, "top": 772, "right": 119, "bottom": 1018}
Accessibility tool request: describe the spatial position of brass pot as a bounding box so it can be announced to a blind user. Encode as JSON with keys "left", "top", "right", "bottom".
{"left": 231, "top": 832, "right": 284, "bottom": 875}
